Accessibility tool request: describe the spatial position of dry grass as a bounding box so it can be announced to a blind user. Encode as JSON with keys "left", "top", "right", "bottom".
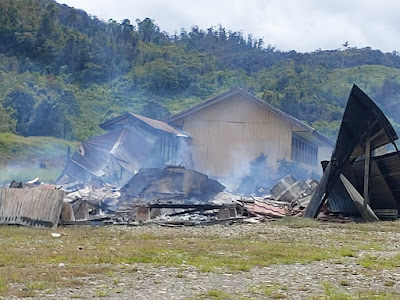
{"left": 0, "top": 218, "right": 399, "bottom": 297}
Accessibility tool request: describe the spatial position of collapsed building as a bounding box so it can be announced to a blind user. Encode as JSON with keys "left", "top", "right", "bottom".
{"left": 304, "top": 84, "right": 400, "bottom": 220}
{"left": 56, "top": 112, "right": 192, "bottom": 189}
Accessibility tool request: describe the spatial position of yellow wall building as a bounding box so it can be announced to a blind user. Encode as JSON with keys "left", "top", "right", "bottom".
{"left": 165, "top": 87, "right": 334, "bottom": 178}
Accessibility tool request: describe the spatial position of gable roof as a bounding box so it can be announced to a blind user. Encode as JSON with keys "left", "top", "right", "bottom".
{"left": 99, "top": 112, "right": 190, "bottom": 137}
{"left": 164, "top": 87, "right": 335, "bottom": 147}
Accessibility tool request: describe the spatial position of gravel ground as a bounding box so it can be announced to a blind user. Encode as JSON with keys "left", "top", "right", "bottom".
{"left": 10, "top": 222, "right": 400, "bottom": 299}
{"left": 32, "top": 261, "right": 399, "bottom": 299}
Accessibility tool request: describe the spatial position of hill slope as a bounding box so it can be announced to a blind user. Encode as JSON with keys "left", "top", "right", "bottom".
{"left": 0, "top": 0, "right": 400, "bottom": 142}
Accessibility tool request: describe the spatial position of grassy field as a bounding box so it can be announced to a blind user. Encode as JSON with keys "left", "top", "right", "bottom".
{"left": 0, "top": 218, "right": 400, "bottom": 298}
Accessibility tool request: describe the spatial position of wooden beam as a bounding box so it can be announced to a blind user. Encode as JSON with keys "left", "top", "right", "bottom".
{"left": 340, "top": 174, "right": 378, "bottom": 222}
{"left": 363, "top": 122, "right": 371, "bottom": 220}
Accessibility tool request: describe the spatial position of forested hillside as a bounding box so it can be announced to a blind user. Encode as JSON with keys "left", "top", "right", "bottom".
{"left": 1, "top": 0, "right": 400, "bottom": 141}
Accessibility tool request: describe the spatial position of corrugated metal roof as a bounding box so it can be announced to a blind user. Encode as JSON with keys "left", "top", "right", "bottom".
{"left": 304, "top": 84, "right": 399, "bottom": 218}
{"left": 99, "top": 112, "right": 191, "bottom": 137}
{"left": 57, "top": 126, "right": 158, "bottom": 187}
{"left": 0, "top": 187, "right": 64, "bottom": 228}
{"left": 130, "top": 113, "right": 189, "bottom": 136}
{"left": 164, "top": 87, "right": 334, "bottom": 147}
{"left": 352, "top": 151, "right": 400, "bottom": 210}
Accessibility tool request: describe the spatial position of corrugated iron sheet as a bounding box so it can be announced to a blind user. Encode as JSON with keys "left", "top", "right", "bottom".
{"left": 352, "top": 151, "right": 400, "bottom": 210}
{"left": 304, "top": 85, "right": 398, "bottom": 218}
{"left": 57, "top": 126, "right": 157, "bottom": 187}
{"left": 339, "top": 174, "right": 378, "bottom": 221}
{"left": 0, "top": 187, "right": 64, "bottom": 228}
{"left": 329, "top": 151, "right": 400, "bottom": 215}
{"left": 99, "top": 112, "right": 191, "bottom": 137}
{"left": 130, "top": 113, "right": 189, "bottom": 137}
{"left": 243, "top": 200, "right": 286, "bottom": 217}
{"left": 327, "top": 179, "right": 359, "bottom": 214}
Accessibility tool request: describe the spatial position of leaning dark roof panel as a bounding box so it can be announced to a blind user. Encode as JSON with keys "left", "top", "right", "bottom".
{"left": 304, "top": 84, "right": 399, "bottom": 218}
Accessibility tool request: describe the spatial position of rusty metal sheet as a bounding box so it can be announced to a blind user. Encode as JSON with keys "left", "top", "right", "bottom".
{"left": 243, "top": 200, "right": 286, "bottom": 217}
{"left": 0, "top": 187, "right": 64, "bottom": 228}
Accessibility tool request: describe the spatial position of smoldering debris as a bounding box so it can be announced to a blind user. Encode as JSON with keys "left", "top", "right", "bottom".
{"left": 56, "top": 112, "right": 193, "bottom": 190}
{"left": 119, "top": 166, "right": 225, "bottom": 204}
{"left": 67, "top": 166, "right": 230, "bottom": 226}
{"left": 0, "top": 165, "right": 360, "bottom": 228}
{"left": 55, "top": 166, "right": 324, "bottom": 226}
{"left": 2, "top": 86, "right": 400, "bottom": 227}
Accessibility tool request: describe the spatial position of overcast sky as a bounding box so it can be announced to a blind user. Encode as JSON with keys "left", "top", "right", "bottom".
{"left": 57, "top": 0, "right": 400, "bottom": 53}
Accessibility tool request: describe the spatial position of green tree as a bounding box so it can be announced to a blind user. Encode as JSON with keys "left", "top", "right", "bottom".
{"left": 3, "top": 89, "right": 36, "bottom": 136}
{"left": 280, "top": 86, "right": 300, "bottom": 118}
{"left": 141, "top": 100, "right": 170, "bottom": 120}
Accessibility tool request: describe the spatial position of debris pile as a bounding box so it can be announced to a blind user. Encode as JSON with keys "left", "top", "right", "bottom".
{"left": 119, "top": 166, "right": 224, "bottom": 204}
{"left": 2, "top": 85, "right": 399, "bottom": 228}
{"left": 0, "top": 164, "right": 322, "bottom": 228}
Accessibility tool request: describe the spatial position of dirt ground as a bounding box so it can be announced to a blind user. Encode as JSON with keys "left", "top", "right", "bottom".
{"left": 4, "top": 221, "right": 400, "bottom": 299}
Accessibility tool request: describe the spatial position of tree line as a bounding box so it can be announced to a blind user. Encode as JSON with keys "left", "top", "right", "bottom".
{"left": 0, "top": 0, "right": 400, "bottom": 141}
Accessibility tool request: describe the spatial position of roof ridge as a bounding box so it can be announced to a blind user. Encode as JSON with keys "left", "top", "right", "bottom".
{"left": 164, "top": 87, "right": 334, "bottom": 146}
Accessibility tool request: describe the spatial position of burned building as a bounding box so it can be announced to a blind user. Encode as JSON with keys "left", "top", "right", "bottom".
{"left": 165, "top": 87, "right": 334, "bottom": 179}
{"left": 57, "top": 88, "right": 333, "bottom": 193}
{"left": 57, "top": 112, "right": 191, "bottom": 189}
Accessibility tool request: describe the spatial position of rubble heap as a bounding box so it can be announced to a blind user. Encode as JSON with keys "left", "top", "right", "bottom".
{"left": 0, "top": 165, "right": 324, "bottom": 228}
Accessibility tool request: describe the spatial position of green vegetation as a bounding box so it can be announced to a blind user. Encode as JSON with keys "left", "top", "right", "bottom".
{"left": 248, "top": 283, "right": 288, "bottom": 299}
{"left": 93, "top": 289, "right": 109, "bottom": 297}
{"left": 358, "top": 253, "right": 400, "bottom": 270}
{"left": 314, "top": 282, "right": 400, "bottom": 300}
{"left": 0, "top": 219, "right": 399, "bottom": 297}
{"left": 199, "top": 289, "right": 231, "bottom": 299}
{"left": 0, "top": 0, "right": 399, "bottom": 145}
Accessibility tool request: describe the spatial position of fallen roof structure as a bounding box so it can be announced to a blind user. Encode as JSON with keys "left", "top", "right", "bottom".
{"left": 304, "top": 84, "right": 399, "bottom": 220}
{"left": 120, "top": 165, "right": 225, "bottom": 203}
{"left": 57, "top": 113, "right": 191, "bottom": 189}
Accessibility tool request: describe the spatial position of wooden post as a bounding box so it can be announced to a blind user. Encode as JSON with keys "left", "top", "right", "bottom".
{"left": 67, "top": 146, "right": 70, "bottom": 163}
{"left": 363, "top": 122, "right": 371, "bottom": 220}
